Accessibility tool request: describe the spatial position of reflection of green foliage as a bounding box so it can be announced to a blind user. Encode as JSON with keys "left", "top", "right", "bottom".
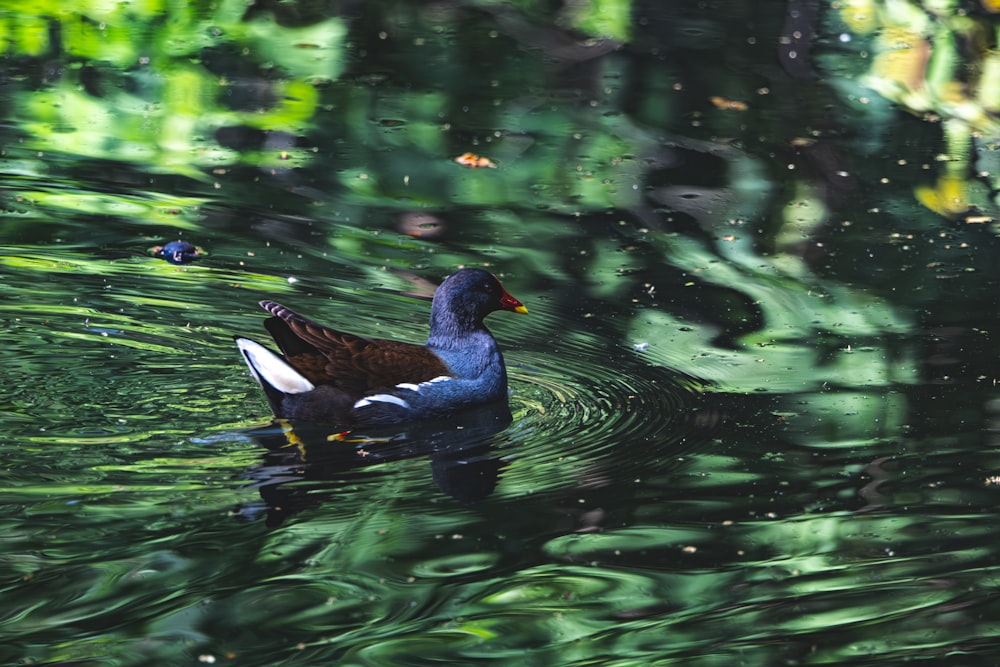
{"left": 561, "top": 0, "right": 630, "bottom": 41}
{"left": 0, "top": 12, "right": 50, "bottom": 56}
{"left": 1, "top": 1, "right": 344, "bottom": 178}
{"left": 502, "top": 0, "right": 629, "bottom": 40}
{"left": 3, "top": 4, "right": 1000, "bottom": 667}
{"left": 827, "top": 0, "right": 1000, "bottom": 215}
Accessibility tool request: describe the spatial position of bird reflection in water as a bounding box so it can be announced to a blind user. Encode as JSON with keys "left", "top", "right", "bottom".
{"left": 234, "top": 400, "right": 512, "bottom": 527}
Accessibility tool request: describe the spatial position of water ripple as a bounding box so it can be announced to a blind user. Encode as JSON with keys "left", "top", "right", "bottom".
{"left": 498, "top": 341, "right": 706, "bottom": 497}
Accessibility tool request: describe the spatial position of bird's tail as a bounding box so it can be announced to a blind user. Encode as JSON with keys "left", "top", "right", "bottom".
{"left": 234, "top": 337, "right": 315, "bottom": 415}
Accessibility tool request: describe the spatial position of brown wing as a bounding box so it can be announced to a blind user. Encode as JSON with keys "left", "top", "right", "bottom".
{"left": 260, "top": 300, "right": 450, "bottom": 397}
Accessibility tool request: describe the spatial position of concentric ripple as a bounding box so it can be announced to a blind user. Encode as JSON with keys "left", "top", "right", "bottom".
{"left": 497, "top": 335, "right": 707, "bottom": 496}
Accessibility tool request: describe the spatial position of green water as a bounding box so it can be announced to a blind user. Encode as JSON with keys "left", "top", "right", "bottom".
{"left": 2, "top": 1, "right": 1000, "bottom": 665}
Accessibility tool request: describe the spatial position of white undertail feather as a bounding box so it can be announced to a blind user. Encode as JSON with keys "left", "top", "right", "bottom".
{"left": 235, "top": 338, "right": 316, "bottom": 394}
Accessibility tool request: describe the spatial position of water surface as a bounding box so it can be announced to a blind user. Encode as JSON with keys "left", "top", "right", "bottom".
{"left": 2, "top": 1, "right": 1000, "bottom": 665}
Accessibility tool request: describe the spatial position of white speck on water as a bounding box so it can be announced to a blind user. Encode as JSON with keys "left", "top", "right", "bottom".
{"left": 633, "top": 342, "right": 650, "bottom": 352}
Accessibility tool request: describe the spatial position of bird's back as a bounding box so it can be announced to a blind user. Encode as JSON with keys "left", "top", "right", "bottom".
{"left": 260, "top": 300, "right": 451, "bottom": 397}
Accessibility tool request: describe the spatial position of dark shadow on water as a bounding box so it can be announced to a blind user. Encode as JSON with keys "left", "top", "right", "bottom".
{"left": 234, "top": 401, "right": 513, "bottom": 527}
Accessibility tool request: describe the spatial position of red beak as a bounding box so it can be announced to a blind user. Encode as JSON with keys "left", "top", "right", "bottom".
{"left": 499, "top": 288, "right": 528, "bottom": 314}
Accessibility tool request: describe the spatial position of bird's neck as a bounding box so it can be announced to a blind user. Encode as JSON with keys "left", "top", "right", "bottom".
{"left": 427, "top": 308, "right": 488, "bottom": 349}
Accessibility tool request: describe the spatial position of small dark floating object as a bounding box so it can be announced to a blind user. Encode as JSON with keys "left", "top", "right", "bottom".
{"left": 152, "top": 240, "right": 203, "bottom": 265}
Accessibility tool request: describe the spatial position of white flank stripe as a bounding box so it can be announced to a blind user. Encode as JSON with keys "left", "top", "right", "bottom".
{"left": 354, "top": 394, "right": 410, "bottom": 409}
{"left": 395, "top": 382, "right": 421, "bottom": 392}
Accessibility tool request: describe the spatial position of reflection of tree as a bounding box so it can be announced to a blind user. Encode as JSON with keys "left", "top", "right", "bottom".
{"left": 3, "top": 3, "right": 1000, "bottom": 664}
{"left": 831, "top": 0, "right": 1000, "bottom": 217}
{"left": 3, "top": 2, "right": 343, "bottom": 179}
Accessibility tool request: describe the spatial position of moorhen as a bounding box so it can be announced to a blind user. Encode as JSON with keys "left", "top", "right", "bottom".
{"left": 235, "top": 268, "right": 527, "bottom": 425}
